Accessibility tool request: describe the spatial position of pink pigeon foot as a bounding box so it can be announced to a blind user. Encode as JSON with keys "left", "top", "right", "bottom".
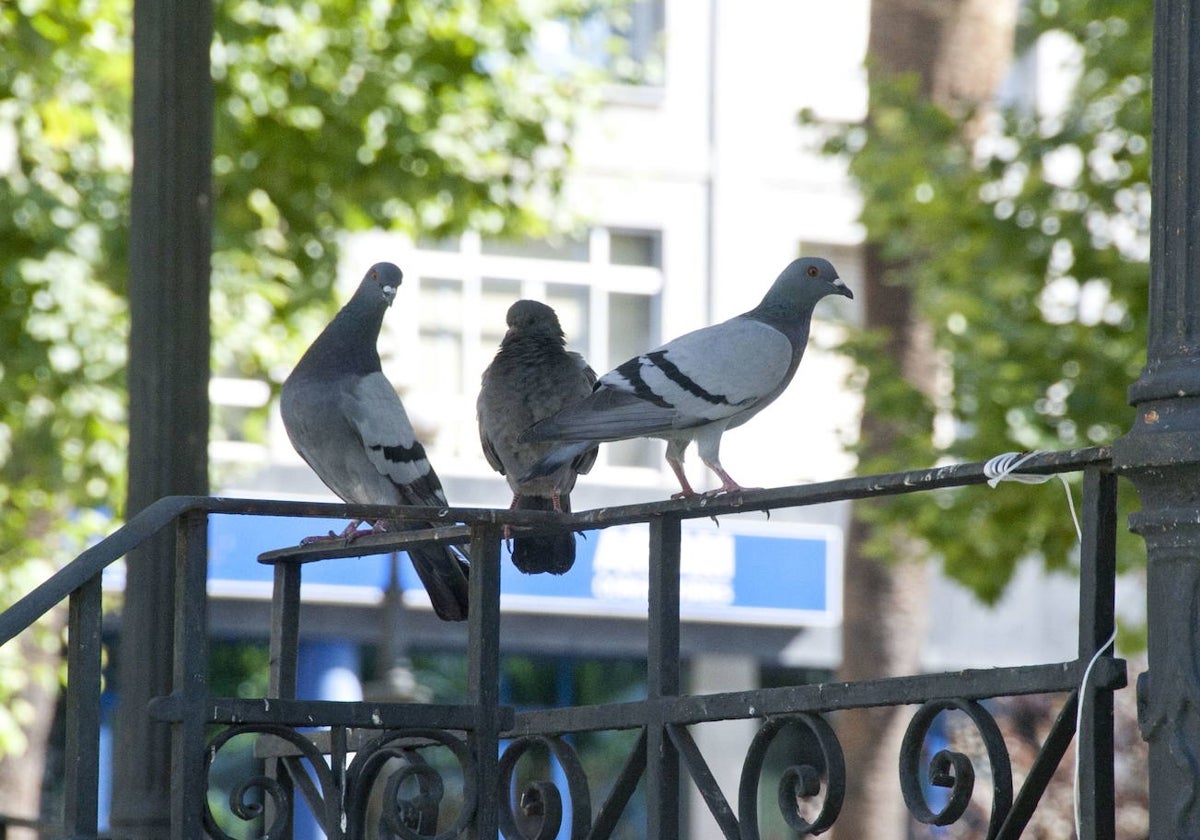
{"left": 667, "top": 457, "right": 699, "bottom": 499}
{"left": 503, "top": 495, "right": 520, "bottom": 549}
{"left": 701, "top": 464, "right": 760, "bottom": 497}
{"left": 299, "top": 519, "right": 382, "bottom": 546}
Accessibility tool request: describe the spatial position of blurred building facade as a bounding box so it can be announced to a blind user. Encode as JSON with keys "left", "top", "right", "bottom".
{"left": 209, "top": 0, "right": 1091, "bottom": 691}
{"left": 203, "top": 3, "right": 1093, "bottom": 836}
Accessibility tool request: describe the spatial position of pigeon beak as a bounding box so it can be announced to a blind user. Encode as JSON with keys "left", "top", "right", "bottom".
{"left": 382, "top": 285, "right": 397, "bottom": 306}
{"left": 834, "top": 280, "right": 854, "bottom": 300}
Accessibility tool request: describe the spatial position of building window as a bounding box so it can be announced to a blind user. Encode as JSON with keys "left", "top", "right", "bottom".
{"left": 536, "top": 0, "right": 666, "bottom": 87}
{"left": 372, "top": 228, "right": 664, "bottom": 475}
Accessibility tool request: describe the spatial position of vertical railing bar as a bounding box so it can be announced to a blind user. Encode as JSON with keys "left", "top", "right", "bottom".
{"left": 994, "top": 691, "right": 1080, "bottom": 839}
{"left": 63, "top": 573, "right": 103, "bottom": 838}
{"left": 467, "top": 524, "right": 503, "bottom": 839}
{"left": 170, "top": 510, "right": 210, "bottom": 840}
{"left": 1076, "top": 467, "right": 1119, "bottom": 840}
{"left": 266, "top": 561, "right": 302, "bottom": 840}
{"left": 329, "top": 726, "right": 348, "bottom": 840}
{"left": 646, "top": 514, "right": 681, "bottom": 839}
{"left": 269, "top": 562, "right": 302, "bottom": 699}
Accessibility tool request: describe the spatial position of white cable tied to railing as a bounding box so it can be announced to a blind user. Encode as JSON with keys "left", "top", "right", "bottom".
{"left": 982, "top": 450, "right": 1117, "bottom": 835}
{"left": 983, "top": 450, "right": 1083, "bottom": 539}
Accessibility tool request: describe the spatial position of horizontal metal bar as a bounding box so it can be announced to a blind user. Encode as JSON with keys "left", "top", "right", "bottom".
{"left": 666, "top": 658, "right": 1126, "bottom": 724}
{"left": 257, "top": 525, "right": 473, "bottom": 565}
{"left": 507, "top": 658, "right": 1126, "bottom": 737}
{"left": 147, "top": 695, "right": 514, "bottom": 731}
{"left": 252, "top": 445, "right": 1113, "bottom": 564}
{"left": 250, "top": 727, "right": 445, "bottom": 759}
{"left": 508, "top": 700, "right": 652, "bottom": 737}
{"left": 565, "top": 446, "right": 1111, "bottom": 529}
{"left": 1, "top": 446, "right": 1111, "bottom": 640}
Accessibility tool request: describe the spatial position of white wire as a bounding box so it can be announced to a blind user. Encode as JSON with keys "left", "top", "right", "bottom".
{"left": 983, "top": 451, "right": 1082, "bottom": 541}
{"left": 1074, "top": 627, "right": 1117, "bottom": 834}
{"left": 984, "top": 451, "right": 1110, "bottom": 837}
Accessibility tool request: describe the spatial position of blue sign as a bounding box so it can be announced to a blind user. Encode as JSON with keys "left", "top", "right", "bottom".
{"left": 202, "top": 514, "right": 842, "bottom": 628}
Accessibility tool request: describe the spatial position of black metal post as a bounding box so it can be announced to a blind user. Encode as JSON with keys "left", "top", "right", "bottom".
{"left": 1076, "top": 468, "right": 1119, "bottom": 840}
{"left": 646, "top": 515, "right": 682, "bottom": 838}
{"left": 63, "top": 574, "right": 103, "bottom": 837}
{"left": 170, "top": 512, "right": 210, "bottom": 840}
{"left": 468, "top": 525, "right": 503, "bottom": 839}
{"left": 266, "top": 561, "right": 301, "bottom": 840}
{"left": 1112, "top": 0, "right": 1200, "bottom": 835}
{"left": 111, "top": 0, "right": 213, "bottom": 836}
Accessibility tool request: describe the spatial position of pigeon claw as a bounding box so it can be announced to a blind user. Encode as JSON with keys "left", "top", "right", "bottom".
{"left": 342, "top": 519, "right": 388, "bottom": 544}
{"left": 296, "top": 519, "right": 381, "bottom": 547}
{"left": 702, "top": 484, "right": 761, "bottom": 498}
{"left": 299, "top": 530, "right": 340, "bottom": 546}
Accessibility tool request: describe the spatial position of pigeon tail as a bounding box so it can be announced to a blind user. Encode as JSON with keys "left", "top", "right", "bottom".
{"left": 519, "top": 441, "right": 596, "bottom": 484}
{"left": 405, "top": 542, "right": 471, "bottom": 621}
{"left": 511, "top": 494, "right": 577, "bottom": 575}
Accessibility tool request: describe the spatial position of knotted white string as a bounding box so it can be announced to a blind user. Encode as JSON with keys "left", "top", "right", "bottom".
{"left": 983, "top": 450, "right": 1082, "bottom": 540}
{"left": 983, "top": 450, "right": 1114, "bottom": 836}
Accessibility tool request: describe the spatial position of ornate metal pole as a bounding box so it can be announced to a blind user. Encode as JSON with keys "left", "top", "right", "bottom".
{"left": 1112, "top": 0, "right": 1200, "bottom": 834}
{"left": 110, "top": 0, "right": 213, "bottom": 836}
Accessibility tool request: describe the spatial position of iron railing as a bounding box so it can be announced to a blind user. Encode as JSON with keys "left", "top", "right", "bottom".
{"left": 0, "top": 446, "right": 1125, "bottom": 838}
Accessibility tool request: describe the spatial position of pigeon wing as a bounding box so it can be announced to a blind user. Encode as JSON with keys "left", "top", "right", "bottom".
{"left": 529, "top": 318, "right": 794, "bottom": 442}
{"left": 343, "top": 372, "right": 448, "bottom": 507}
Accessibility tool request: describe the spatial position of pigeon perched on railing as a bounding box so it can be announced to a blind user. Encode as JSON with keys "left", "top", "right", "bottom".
{"left": 280, "top": 262, "right": 470, "bottom": 621}
{"left": 520, "top": 257, "right": 852, "bottom": 498}
{"left": 478, "top": 300, "right": 598, "bottom": 574}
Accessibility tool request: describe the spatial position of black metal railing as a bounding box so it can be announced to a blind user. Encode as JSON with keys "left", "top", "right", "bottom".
{"left": 0, "top": 446, "right": 1125, "bottom": 839}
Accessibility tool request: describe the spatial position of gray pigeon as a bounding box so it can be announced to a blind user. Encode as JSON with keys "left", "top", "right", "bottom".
{"left": 280, "top": 262, "right": 470, "bottom": 621}
{"left": 520, "top": 257, "right": 852, "bottom": 498}
{"left": 478, "top": 300, "right": 598, "bottom": 574}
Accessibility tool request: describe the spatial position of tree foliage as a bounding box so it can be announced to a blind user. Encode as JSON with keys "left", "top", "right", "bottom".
{"left": 829, "top": 0, "right": 1149, "bottom": 601}
{"left": 0, "top": 0, "right": 595, "bottom": 751}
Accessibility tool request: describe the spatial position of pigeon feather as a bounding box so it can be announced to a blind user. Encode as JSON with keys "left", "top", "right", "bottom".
{"left": 478, "top": 300, "right": 598, "bottom": 573}
{"left": 520, "top": 257, "right": 852, "bottom": 497}
{"left": 281, "top": 262, "right": 470, "bottom": 621}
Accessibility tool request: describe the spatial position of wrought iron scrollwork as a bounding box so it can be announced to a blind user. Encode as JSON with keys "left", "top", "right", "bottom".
{"left": 345, "top": 727, "right": 475, "bottom": 840}
{"left": 204, "top": 724, "right": 475, "bottom": 840}
{"left": 738, "top": 713, "right": 845, "bottom": 838}
{"left": 203, "top": 724, "right": 338, "bottom": 840}
{"left": 498, "top": 735, "right": 591, "bottom": 840}
{"left": 898, "top": 698, "right": 1014, "bottom": 837}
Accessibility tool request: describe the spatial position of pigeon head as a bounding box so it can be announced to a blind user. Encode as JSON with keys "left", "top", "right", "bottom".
{"left": 505, "top": 299, "right": 564, "bottom": 340}
{"left": 356, "top": 262, "right": 404, "bottom": 308}
{"left": 752, "top": 257, "right": 852, "bottom": 319}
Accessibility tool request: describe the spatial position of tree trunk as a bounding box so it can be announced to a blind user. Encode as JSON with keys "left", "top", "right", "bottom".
{"left": 0, "top": 619, "right": 63, "bottom": 840}
{"left": 834, "top": 1, "right": 1017, "bottom": 838}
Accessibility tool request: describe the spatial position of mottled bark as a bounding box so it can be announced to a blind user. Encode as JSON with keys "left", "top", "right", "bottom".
{"left": 834, "top": 1, "right": 1017, "bottom": 838}
{"left": 0, "top": 618, "right": 63, "bottom": 840}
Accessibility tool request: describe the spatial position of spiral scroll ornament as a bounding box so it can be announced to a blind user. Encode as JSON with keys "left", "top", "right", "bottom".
{"left": 738, "top": 713, "right": 845, "bottom": 837}
{"left": 498, "top": 735, "right": 592, "bottom": 840}
{"left": 344, "top": 728, "right": 476, "bottom": 840}
{"left": 898, "top": 698, "right": 1013, "bottom": 837}
{"left": 203, "top": 724, "right": 339, "bottom": 840}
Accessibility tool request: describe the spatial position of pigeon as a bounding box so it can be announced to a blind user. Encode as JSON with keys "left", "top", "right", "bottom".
{"left": 478, "top": 300, "right": 598, "bottom": 574}
{"left": 520, "top": 257, "right": 852, "bottom": 498}
{"left": 280, "top": 262, "right": 471, "bottom": 621}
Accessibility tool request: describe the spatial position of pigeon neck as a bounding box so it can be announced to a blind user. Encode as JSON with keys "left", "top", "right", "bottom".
{"left": 504, "top": 330, "right": 565, "bottom": 359}
{"left": 307, "top": 296, "right": 386, "bottom": 375}
{"left": 745, "top": 302, "right": 817, "bottom": 346}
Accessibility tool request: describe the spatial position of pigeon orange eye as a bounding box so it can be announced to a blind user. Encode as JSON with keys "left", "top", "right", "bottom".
{"left": 807, "top": 266, "right": 818, "bottom": 277}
